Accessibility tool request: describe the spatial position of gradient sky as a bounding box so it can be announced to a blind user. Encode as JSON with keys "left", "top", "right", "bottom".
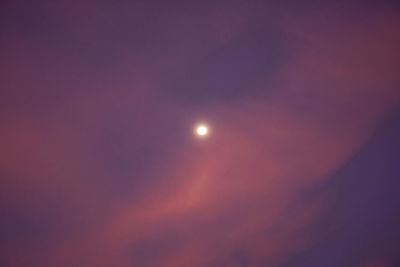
{"left": 1, "top": 1, "right": 400, "bottom": 266}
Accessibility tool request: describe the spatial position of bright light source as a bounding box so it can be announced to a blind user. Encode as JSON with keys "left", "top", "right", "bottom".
{"left": 196, "top": 125, "right": 208, "bottom": 136}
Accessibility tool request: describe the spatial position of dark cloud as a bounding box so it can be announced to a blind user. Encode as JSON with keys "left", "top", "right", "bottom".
{"left": 165, "top": 27, "right": 292, "bottom": 106}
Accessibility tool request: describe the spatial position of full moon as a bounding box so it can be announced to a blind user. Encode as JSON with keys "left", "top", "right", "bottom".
{"left": 196, "top": 125, "right": 208, "bottom": 136}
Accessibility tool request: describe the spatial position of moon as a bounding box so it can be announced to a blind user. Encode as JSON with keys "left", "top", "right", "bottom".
{"left": 196, "top": 125, "right": 208, "bottom": 136}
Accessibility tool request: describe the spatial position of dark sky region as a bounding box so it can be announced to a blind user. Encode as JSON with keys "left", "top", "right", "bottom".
{"left": 1, "top": 1, "right": 400, "bottom": 266}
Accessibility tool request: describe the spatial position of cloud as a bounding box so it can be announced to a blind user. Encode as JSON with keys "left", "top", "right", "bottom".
{"left": 1, "top": 1, "right": 400, "bottom": 266}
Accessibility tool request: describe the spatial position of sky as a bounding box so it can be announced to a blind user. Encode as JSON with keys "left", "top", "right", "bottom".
{"left": 1, "top": 1, "right": 400, "bottom": 266}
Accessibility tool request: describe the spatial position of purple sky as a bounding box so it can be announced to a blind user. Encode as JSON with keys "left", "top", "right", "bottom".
{"left": 1, "top": 1, "right": 400, "bottom": 266}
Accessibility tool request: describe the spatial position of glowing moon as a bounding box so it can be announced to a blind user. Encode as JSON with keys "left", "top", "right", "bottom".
{"left": 196, "top": 125, "right": 208, "bottom": 136}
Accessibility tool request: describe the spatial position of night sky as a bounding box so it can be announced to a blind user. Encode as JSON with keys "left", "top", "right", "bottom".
{"left": 1, "top": 1, "right": 400, "bottom": 266}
